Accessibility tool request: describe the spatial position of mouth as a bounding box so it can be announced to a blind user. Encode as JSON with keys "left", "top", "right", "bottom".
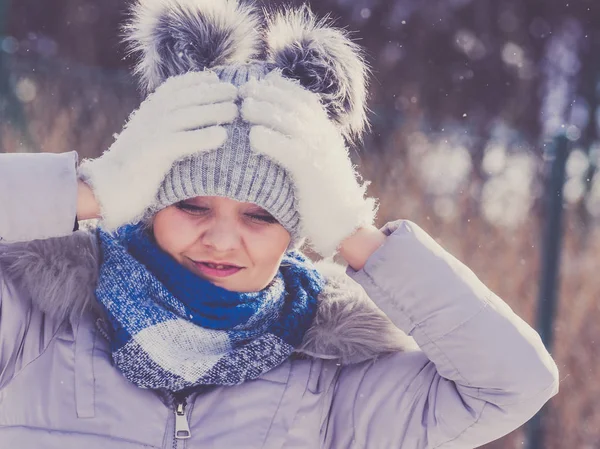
{"left": 192, "top": 260, "right": 244, "bottom": 278}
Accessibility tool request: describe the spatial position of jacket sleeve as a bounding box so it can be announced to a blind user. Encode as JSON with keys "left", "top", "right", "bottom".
{"left": 324, "top": 220, "right": 559, "bottom": 449}
{"left": 0, "top": 151, "right": 79, "bottom": 387}
{"left": 0, "top": 151, "right": 79, "bottom": 244}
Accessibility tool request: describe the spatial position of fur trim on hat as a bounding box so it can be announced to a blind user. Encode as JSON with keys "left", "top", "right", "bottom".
{"left": 124, "top": 0, "right": 263, "bottom": 93}
{"left": 264, "top": 5, "right": 370, "bottom": 141}
{"left": 0, "top": 229, "right": 415, "bottom": 364}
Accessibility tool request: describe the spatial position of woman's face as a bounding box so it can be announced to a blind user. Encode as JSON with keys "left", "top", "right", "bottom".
{"left": 152, "top": 196, "right": 291, "bottom": 292}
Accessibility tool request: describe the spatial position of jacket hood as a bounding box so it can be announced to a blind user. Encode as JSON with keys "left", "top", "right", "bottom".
{"left": 0, "top": 228, "right": 416, "bottom": 364}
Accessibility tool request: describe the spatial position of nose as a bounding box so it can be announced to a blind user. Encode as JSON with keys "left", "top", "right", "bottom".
{"left": 199, "top": 216, "right": 242, "bottom": 252}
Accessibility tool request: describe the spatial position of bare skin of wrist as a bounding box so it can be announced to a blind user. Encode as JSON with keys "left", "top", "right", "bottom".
{"left": 338, "top": 225, "right": 386, "bottom": 271}
{"left": 77, "top": 180, "right": 101, "bottom": 221}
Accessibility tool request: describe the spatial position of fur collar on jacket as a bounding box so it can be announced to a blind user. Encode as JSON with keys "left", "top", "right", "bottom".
{"left": 0, "top": 229, "right": 416, "bottom": 364}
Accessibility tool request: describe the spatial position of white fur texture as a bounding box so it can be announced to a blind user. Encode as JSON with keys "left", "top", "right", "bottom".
{"left": 78, "top": 71, "right": 238, "bottom": 231}
{"left": 0, "top": 231, "right": 101, "bottom": 323}
{"left": 264, "top": 6, "right": 369, "bottom": 141}
{"left": 0, "top": 230, "right": 413, "bottom": 365}
{"left": 240, "top": 73, "right": 377, "bottom": 256}
{"left": 124, "top": 0, "right": 262, "bottom": 93}
{"left": 297, "top": 259, "right": 418, "bottom": 363}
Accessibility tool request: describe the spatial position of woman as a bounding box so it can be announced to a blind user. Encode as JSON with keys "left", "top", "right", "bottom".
{"left": 0, "top": 1, "right": 558, "bottom": 448}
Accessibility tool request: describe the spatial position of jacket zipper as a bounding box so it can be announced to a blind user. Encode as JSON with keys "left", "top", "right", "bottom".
{"left": 158, "top": 388, "right": 211, "bottom": 449}
{"left": 174, "top": 401, "right": 192, "bottom": 440}
{"left": 167, "top": 391, "right": 197, "bottom": 449}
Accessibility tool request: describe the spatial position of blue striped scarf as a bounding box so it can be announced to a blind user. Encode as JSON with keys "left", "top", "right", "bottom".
{"left": 95, "top": 224, "right": 323, "bottom": 392}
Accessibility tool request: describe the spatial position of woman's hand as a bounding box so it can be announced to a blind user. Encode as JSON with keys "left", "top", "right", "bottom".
{"left": 240, "top": 73, "right": 378, "bottom": 257}
{"left": 77, "top": 71, "right": 239, "bottom": 231}
{"left": 338, "top": 225, "right": 386, "bottom": 271}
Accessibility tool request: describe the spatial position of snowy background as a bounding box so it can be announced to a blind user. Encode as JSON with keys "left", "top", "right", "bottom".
{"left": 1, "top": 0, "right": 599, "bottom": 447}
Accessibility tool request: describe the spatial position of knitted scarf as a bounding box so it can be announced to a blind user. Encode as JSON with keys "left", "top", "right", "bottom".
{"left": 95, "top": 224, "right": 323, "bottom": 392}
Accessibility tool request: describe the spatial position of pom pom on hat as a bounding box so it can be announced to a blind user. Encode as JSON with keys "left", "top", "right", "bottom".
{"left": 123, "top": 0, "right": 370, "bottom": 141}
{"left": 124, "top": 0, "right": 263, "bottom": 94}
{"left": 264, "top": 5, "right": 370, "bottom": 141}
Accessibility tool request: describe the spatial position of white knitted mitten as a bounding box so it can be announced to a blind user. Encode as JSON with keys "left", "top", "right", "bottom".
{"left": 78, "top": 71, "right": 239, "bottom": 230}
{"left": 240, "top": 72, "right": 378, "bottom": 257}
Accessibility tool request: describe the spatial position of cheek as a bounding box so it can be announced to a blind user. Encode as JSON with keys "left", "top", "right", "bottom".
{"left": 152, "top": 209, "right": 200, "bottom": 256}
{"left": 245, "top": 226, "right": 290, "bottom": 270}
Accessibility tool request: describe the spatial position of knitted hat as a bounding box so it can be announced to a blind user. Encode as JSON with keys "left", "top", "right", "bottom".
{"left": 151, "top": 63, "right": 302, "bottom": 246}
{"left": 124, "top": 0, "right": 370, "bottom": 249}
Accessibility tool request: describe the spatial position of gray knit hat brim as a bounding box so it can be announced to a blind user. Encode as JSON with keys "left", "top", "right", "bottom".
{"left": 154, "top": 145, "right": 301, "bottom": 244}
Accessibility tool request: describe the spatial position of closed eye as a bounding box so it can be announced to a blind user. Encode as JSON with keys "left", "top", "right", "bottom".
{"left": 176, "top": 202, "right": 210, "bottom": 215}
{"left": 246, "top": 213, "right": 278, "bottom": 224}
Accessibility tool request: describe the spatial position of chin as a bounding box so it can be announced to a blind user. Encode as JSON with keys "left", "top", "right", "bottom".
{"left": 224, "top": 281, "right": 265, "bottom": 294}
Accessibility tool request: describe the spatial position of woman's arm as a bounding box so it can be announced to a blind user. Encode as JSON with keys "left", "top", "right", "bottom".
{"left": 0, "top": 151, "right": 81, "bottom": 243}
{"left": 0, "top": 151, "right": 89, "bottom": 386}
{"left": 338, "top": 224, "right": 386, "bottom": 271}
{"left": 325, "top": 220, "right": 559, "bottom": 448}
{"left": 77, "top": 179, "right": 100, "bottom": 221}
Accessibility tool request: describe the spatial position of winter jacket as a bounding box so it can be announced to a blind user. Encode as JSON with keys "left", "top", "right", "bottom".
{"left": 0, "top": 151, "right": 559, "bottom": 449}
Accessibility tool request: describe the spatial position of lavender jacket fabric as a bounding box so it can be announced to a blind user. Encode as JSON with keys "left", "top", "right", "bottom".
{"left": 0, "top": 151, "right": 559, "bottom": 449}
